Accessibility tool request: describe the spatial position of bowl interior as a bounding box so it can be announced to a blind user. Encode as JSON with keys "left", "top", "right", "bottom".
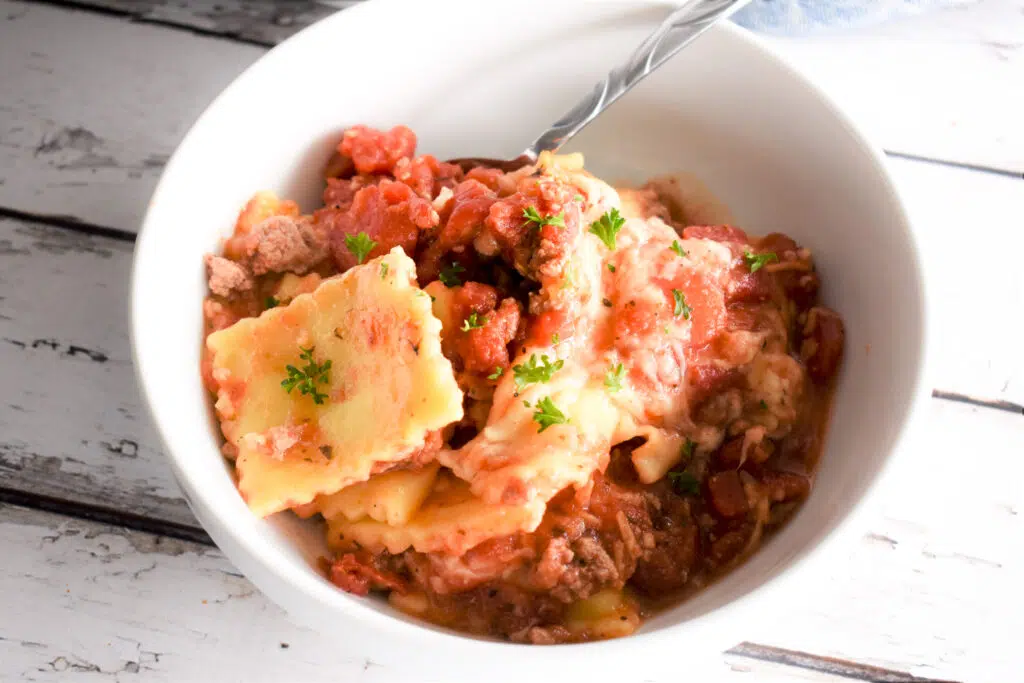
{"left": 132, "top": 0, "right": 925, "bottom": 670}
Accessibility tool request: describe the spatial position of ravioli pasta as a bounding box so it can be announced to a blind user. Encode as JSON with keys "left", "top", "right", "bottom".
{"left": 206, "top": 248, "right": 462, "bottom": 516}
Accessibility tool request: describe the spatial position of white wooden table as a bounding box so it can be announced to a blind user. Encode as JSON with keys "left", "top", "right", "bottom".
{"left": 2, "top": 1, "right": 1022, "bottom": 681}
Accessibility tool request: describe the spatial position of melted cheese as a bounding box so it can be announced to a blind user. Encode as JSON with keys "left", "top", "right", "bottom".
{"left": 206, "top": 248, "right": 463, "bottom": 516}
{"left": 629, "top": 426, "right": 689, "bottom": 485}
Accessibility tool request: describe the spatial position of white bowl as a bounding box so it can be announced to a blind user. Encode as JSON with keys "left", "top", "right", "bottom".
{"left": 131, "top": 0, "right": 928, "bottom": 678}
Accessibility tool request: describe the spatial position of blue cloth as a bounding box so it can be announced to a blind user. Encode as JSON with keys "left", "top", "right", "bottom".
{"left": 732, "top": 0, "right": 974, "bottom": 36}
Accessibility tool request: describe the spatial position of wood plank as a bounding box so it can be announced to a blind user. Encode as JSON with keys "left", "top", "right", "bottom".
{"left": 1, "top": 1, "right": 1022, "bottom": 237}
{"left": 1, "top": 396, "right": 1019, "bottom": 681}
{"left": 766, "top": 0, "right": 1024, "bottom": 174}
{"left": 1, "top": 154, "right": 1021, "bottom": 529}
{"left": 33, "top": 0, "right": 346, "bottom": 46}
{"left": 0, "top": 218, "right": 192, "bottom": 527}
{"left": 0, "top": 0, "right": 263, "bottom": 231}
{"left": 886, "top": 158, "right": 1024, "bottom": 406}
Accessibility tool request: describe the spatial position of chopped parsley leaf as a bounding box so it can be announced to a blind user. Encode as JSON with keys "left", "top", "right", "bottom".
{"left": 551, "top": 333, "right": 560, "bottom": 345}
{"left": 344, "top": 232, "right": 376, "bottom": 264}
{"left": 671, "top": 240, "right": 687, "bottom": 258}
{"left": 281, "top": 346, "right": 332, "bottom": 405}
{"left": 759, "top": 399, "right": 769, "bottom": 410}
{"left": 264, "top": 296, "right": 279, "bottom": 309}
{"left": 523, "top": 206, "right": 565, "bottom": 229}
{"left": 512, "top": 354, "right": 564, "bottom": 389}
{"left": 461, "top": 312, "right": 486, "bottom": 331}
{"left": 532, "top": 396, "right": 569, "bottom": 433}
{"left": 743, "top": 250, "right": 779, "bottom": 273}
{"left": 588, "top": 208, "right": 625, "bottom": 250}
{"left": 607, "top": 263, "right": 616, "bottom": 273}
{"left": 438, "top": 262, "right": 465, "bottom": 288}
{"left": 681, "top": 438, "right": 694, "bottom": 462}
{"left": 668, "top": 470, "right": 700, "bottom": 496}
{"left": 672, "top": 289, "right": 692, "bottom": 319}
{"left": 379, "top": 262, "right": 389, "bottom": 279}
{"left": 604, "top": 363, "right": 625, "bottom": 393}
{"left": 487, "top": 367, "right": 505, "bottom": 380}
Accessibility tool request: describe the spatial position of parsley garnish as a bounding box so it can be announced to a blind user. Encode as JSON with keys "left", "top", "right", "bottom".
{"left": 379, "top": 263, "right": 389, "bottom": 279}
{"left": 281, "top": 346, "right": 332, "bottom": 405}
{"left": 668, "top": 470, "right": 700, "bottom": 496}
{"left": 551, "top": 333, "right": 560, "bottom": 345}
{"left": 461, "top": 312, "right": 486, "bottom": 331}
{"left": 681, "top": 438, "right": 694, "bottom": 462}
{"left": 438, "top": 262, "right": 465, "bottom": 288}
{"left": 512, "top": 354, "right": 564, "bottom": 389}
{"left": 759, "top": 399, "right": 768, "bottom": 410}
{"left": 589, "top": 208, "right": 625, "bottom": 250}
{"left": 573, "top": 194, "right": 584, "bottom": 202}
{"left": 604, "top": 363, "right": 625, "bottom": 393}
{"left": 344, "top": 232, "right": 376, "bottom": 264}
{"left": 607, "top": 263, "right": 616, "bottom": 273}
{"left": 523, "top": 206, "right": 565, "bottom": 229}
{"left": 264, "top": 296, "right": 279, "bottom": 309}
{"left": 743, "top": 250, "right": 778, "bottom": 273}
{"left": 532, "top": 396, "right": 568, "bottom": 433}
{"left": 672, "top": 289, "right": 692, "bottom": 319}
{"left": 487, "top": 367, "right": 504, "bottom": 380}
{"left": 671, "top": 240, "right": 687, "bottom": 258}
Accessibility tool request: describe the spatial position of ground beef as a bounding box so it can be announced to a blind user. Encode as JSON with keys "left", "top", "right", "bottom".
{"left": 242, "top": 215, "right": 328, "bottom": 275}
{"left": 329, "top": 551, "right": 407, "bottom": 596}
{"left": 800, "top": 306, "right": 845, "bottom": 382}
{"left": 204, "top": 254, "right": 253, "bottom": 298}
{"left": 483, "top": 174, "right": 581, "bottom": 282}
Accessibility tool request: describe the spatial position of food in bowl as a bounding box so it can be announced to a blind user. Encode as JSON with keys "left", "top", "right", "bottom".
{"left": 201, "top": 124, "right": 844, "bottom": 644}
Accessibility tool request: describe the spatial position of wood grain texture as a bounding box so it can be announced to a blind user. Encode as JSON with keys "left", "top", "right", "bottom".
{"left": 1, "top": 397, "right": 1019, "bottom": 682}
{"left": 0, "top": 217, "right": 193, "bottom": 527}
{"left": 886, "top": 159, "right": 1024, "bottom": 405}
{"left": 26, "top": 0, "right": 345, "bottom": 45}
{"left": 1, "top": 0, "right": 1022, "bottom": 236}
{"left": 0, "top": 0, "right": 263, "bottom": 231}
{"left": 3, "top": 502, "right": 863, "bottom": 683}
{"left": 766, "top": 0, "right": 1024, "bottom": 174}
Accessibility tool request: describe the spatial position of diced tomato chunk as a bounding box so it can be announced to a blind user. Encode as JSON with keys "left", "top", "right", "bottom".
{"left": 707, "top": 471, "right": 749, "bottom": 519}
{"left": 318, "top": 180, "right": 437, "bottom": 271}
{"left": 465, "top": 167, "right": 504, "bottom": 192}
{"left": 443, "top": 282, "right": 522, "bottom": 374}
{"left": 338, "top": 125, "right": 417, "bottom": 175}
{"left": 394, "top": 154, "right": 462, "bottom": 199}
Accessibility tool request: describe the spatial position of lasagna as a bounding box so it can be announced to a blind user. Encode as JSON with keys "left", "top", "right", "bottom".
{"left": 202, "top": 125, "right": 845, "bottom": 644}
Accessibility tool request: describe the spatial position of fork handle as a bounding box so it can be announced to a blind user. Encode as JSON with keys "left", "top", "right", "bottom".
{"left": 524, "top": 0, "right": 751, "bottom": 160}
